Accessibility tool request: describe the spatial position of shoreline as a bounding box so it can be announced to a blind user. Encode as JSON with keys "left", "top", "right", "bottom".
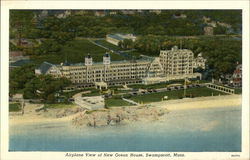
{"left": 156, "top": 94, "right": 241, "bottom": 111}
{"left": 9, "top": 94, "right": 241, "bottom": 127}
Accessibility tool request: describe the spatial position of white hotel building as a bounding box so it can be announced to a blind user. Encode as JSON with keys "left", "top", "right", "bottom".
{"left": 35, "top": 46, "right": 204, "bottom": 90}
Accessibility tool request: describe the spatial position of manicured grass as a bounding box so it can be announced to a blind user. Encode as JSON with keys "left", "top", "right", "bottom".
{"left": 94, "top": 40, "right": 142, "bottom": 60}
{"left": 105, "top": 98, "right": 132, "bottom": 107}
{"left": 31, "top": 54, "right": 66, "bottom": 66}
{"left": 95, "top": 40, "right": 125, "bottom": 51}
{"left": 109, "top": 86, "right": 124, "bottom": 90}
{"left": 130, "top": 87, "right": 228, "bottom": 104}
{"left": 31, "top": 39, "right": 125, "bottom": 66}
{"left": 185, "top": 87, "right": 228, "bottom": 97}
{"left": 9, "top": 103, "right": 21, "bottom": 112}
{"left": 109, "top": 53, "right": 127, "bottom": 62}
{"left": 235, "top": 88, "right": 242, "bottom": 94}
{"left": 82, "top": 90, "right": 101, "bottom": 97}
{"left": 123, "top": 50, "right": 142, "bottom": 59}
{"left": 60, "top": 39, "right": 107, "bottom": 63}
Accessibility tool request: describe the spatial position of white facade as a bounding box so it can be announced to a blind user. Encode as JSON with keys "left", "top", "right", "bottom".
{"left": 36, "top": 46, "right": 204, "bottom": 88}
{"left": 103, "top": 53, "right": 111, "bottom": 65}
{"left": 106, "top": 36, "right": 120, "bottom": 46}
{"left": 85, "top": 54, "right": 93, "bottom": 66}
{"left": 193, "top": 53, "right": 207, "bottom": 69}
{"left": 159, "top": 46, "right": 194, "bottom": 76}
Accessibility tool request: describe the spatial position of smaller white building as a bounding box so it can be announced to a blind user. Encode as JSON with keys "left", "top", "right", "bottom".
{"left": 193, "top": 53, "right": 207, "bottom": 69}
{"left": 106, "top": 33, "right": 137, "bottom": 46}
{"left": 35, "top": 61, "right": 62, "bottom": 77}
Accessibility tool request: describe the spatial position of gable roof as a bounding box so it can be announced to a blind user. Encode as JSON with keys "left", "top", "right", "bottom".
{"left": 37, "top": 62, "right": 54, "bottom": 74}
{"left": 107, "top": 34, "right": 124, "bottom": 41}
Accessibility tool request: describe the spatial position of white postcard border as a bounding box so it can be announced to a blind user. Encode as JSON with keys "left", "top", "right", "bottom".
{"left": 1, "top": 1, "right": 249, "bottom": 160}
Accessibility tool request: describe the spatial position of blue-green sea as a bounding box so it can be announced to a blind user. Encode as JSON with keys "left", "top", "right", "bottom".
{"left": 9, "top": 106, "right": 241, "bottom": 152}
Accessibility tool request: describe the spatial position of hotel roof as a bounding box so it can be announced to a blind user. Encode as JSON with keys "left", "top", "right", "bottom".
{"left": 37, "top": 62, "right": 54, "bottom": 74}
{"left": 107, "top": 34, "right": 124, "bottom": 41}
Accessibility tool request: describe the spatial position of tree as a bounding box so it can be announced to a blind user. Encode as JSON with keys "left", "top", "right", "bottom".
{"left": 51, "top": 31, "right": 74, "bottom": 44}
{"left": 10, "top": 64, "right": 36, "bottom": 94}
{"left": 10, "top": 11, "right": 35, "bottom": 46}
{"left": 35, "top": 40, "right": 62, "bottom": 55}
{"left": 120, "top": 39, "right": 133, "bottom": 49}
{"left": 214, "top": 25, "right": 228, "bottom": 35}
{"left": 10, "top": 64, "right": 71, "bottom": 102}
{"left": 47, "top": 93, "right": 56, "bottom": 103}
{"left": 23, "top": 77, "right": 40, "bottom": 99}
{"left": 36, "top": 75, "right": 71, "bottom": 102}
{"left": 134, "top": 35, "right": 241, "bottom": 79}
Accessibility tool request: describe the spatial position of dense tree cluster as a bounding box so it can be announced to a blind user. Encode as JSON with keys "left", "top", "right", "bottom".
{"left": 10, "top": 64, "right": 71, "bottom": 103}
{"left": 9, "top": 10, "right": 242, "bottom": 84}
{"left": 10, "top": 64, "right": 36, "bottom": 92}
{"left": 214, "top": 26, "right": 228, "bottom": 35}
{"left": 134, "top": 35, "right": 241, "bottom": 78}
{"left": 118, "top": 39, "right": 134, "bottom": 49}
{"left": 10, "top": 11, "right": 35, "bottom": 44}
{"left": 35, "top": 40, "right": 62, "bottom": 55}
{"left": 10, "top": 10, "right": 242, "bottom": 41}
{"left": 201, "top": 10, "right": 242, "bottom": 33}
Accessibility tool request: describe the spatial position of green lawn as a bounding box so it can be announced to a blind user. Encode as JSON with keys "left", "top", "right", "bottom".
{"left": 130, "top": 87, "right": 228, "bottom": 104}
{"left": 9, "top": 103, "right": 21, "bottom": 112}
{"left": 95, "top": 40, "right": 125, "bottom": 51}
{"left": 235, "top": 88, "right": 242, "bottom": 94}
{"left": 109, "top": 53, "right": 127, "bottom": 62}
{"left": 94, "top": 40, "right": 142, "bottom": 60}
{"left": 31, "top": 39, "right": 125, "bottom": 66}
{"left": 82, "top": 90, "right": 101, "bottom": 97}
{"left": 123, "top": 50, "right": 142, "bottom": 59}
{"left": 108, "top": 86, "right": 124, "bottom": 90}
{"left": 105, "top": 98, "right": 132, "bottom": 107}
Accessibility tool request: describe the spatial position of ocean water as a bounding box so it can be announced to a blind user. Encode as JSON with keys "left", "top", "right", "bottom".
{"left": 9, "top": 106, "right": 241, "bottom": 152}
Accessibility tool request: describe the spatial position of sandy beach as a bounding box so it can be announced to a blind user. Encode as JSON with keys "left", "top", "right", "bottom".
{"left": 9, "top": 94, "right": 241, "bottom": 127}
{"left": 9, "top": 104, "right": 83, "bottom": 126}
{"left": 156, "top": 94, "right": 241, "bottom": 111}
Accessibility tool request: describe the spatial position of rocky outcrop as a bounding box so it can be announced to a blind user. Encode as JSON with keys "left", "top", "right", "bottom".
{"left": 56, "top": 107, "right": 85, "bottom": 118}
{"left": 71, "top": 106, "right": 169, "bottom": 127}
